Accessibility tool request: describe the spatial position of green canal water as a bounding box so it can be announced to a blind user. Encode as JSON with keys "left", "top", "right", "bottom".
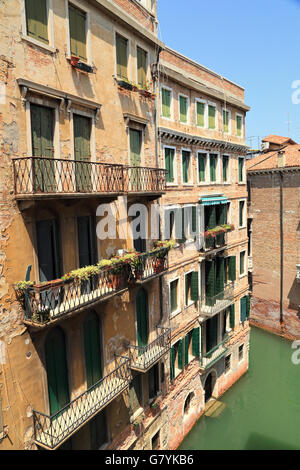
{"left": 179, "top": 327, "right": 300, "bottom": 450}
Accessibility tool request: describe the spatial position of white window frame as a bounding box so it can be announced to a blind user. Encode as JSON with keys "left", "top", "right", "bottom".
{"left": 160, "top": 85, "right": 173, "bottom": 121}
{"left": 135, "top": 41, "right": 150, "bottom": 87}
{"left": 181, "top": 148, "right": 193, "bottom": 186}
{"left": 163, "top": 145, "right": 177, "bottom": 186}
{"left": 195, "top": 98, "right": 207, "bottom": 128}
{"left": 21, "top": 0, "right": 55, "bottom": 52}
{"left": 222, "top": 154, "right": 231, "bottom": 184}
{"left": 236, "top": 113, "right": 244, "bottom": 138}
{"left": 66, "top": 0, "right": 92, "bottom": 65}
{"left": 238, "top": 156, "right": 246, "bottom": 184}
{"left": 222, "top": 108, "right": 231, "bottom": 135}
{"left": 169, "top": 276, "right": 181, "bottom": 318}
{"left": 207, "top": 101, "right": 218, "bottom": 131}
{"left": 238, "top": 198, "right": 247, "bottom": 229}
{"left": 178, "top": 93, "right": 189, "bottom": 124}
{"left": 114, "top": 27, "right": 130, "bottom": 80}
{"left": 224, "top": 353, "right": 231, "bottom": 375}
{"left": 197, "top": 151, "right": 209, "bottom": 185}
{"left": 239, "top": 250, "right": 247, "bottom": 278}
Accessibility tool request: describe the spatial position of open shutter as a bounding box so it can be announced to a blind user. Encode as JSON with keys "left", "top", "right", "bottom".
{"left": 25, "top": 0, "right": 48, "bottom": 44}
{"left": 192, "top": 328, "right": 200, "bottom": 357}
{"left": 198, "top": 154, "right": 205, "bottom": 182}
{"left": 206, "top": 205, "right": 216, "bottom": 230}
{"left": 116, "top": 34, "right": 128, "bottom": 79}
{"left": 191, "top": 272, "right": 199, "bottom": 301}
{"left": 69, "top": 4, "right": 87, "bottom": 61}
{"left": 184, "top": 334, "right": 189, "bottom": 366}
{"left": 240, "top": 297, "right": 247, "bottom": 322}
{"left": 137, "top": 46, "right": 147, "bottom": 87}
{"left": 230, "top": 304, "right": 235, "bottom": 329}
{"left": 229, "top": 256, "right": 236, "bottom": 281}
{"left": 178, "top": 340, "right": 184, "bottom": 370}
{"left": 170, "top": 346, "right": 175, "bottom": 381}
{"left": 246, "top": 295, "right": 251, "bottom": 318}
{"left": 197, "top": 102, "right": 205, "bottom": 127}
{"left": 162, "top": 88, "right": 171, "bottom": 118}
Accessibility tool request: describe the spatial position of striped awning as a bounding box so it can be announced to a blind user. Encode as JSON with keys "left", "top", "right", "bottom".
{"left": 201, "top": 196, "right": 228, "bottom": 206}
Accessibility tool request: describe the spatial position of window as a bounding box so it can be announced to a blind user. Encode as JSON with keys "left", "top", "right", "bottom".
{"left": 236, "top": 114, "right": 243, "bottom": 137}
{"left": 161, "top": 88, "right": 171, "bottom": 119}
{"left": 25, "top": 0, "right": 48, "bottom": 44}
{"left": 165, "top": 147, "right": 175, "bottom": 184}
{"left": 129, "top": 373, "right": 143, "bottom": 414}
{"left": 223, "top": 155, "right": 229, "bottom": 182}
{"left": 185, "top": 271, "right": 199, "bottom": 306}
{"left": 196, "top": 101, "right": 205, "bottom": 127}
{"left": 209, "top": 154, "right": 217, "bottom": 182}
{"left": 182, "top": 150, "right": 191, "bottom": 184}
{"left": 198, "top": 153, "right": 207, "bottom": 183}
{"left": 151, "top": 431, "right": 160, "bottom": 450}
{"left": 208, "top": 105, "right": 216, "bottom": 129}
{"left": 223, "top": 109, "right": 230, "bottom": 134}
{"left": 239, "top": 200, "right": 245, "bottom": 227}
{"left": 170, "top": 279, "right": 179, "bottom": 314}
{"left": 69, "top": 3, "right": 87, "bottom": 61}
{"left": 240, "top": 251, "right": 246, "bottom": 276}
{"left": 89, "top": 411, "right": 108, "bottom": 450}
{"left": 225, "top": 354, "right": 231, "bottom": 374}
{"left": 116, "top": 33, "right": 128, "bottom": 79}
{"left": 238, "top": 157, "right": 245, "bottom": 183}
{"left": 36, "top": 219, "right": 62, "bottom": 282}
{"left": 179, "top": 95, "right": 188, "bottom": 123}
{"left": 148, "top": 364, "right": 160, "bottom": 401}
{"left": 239, "top": 344, "right": 244, "bottom": 362}
{"left": 137, "top": 46, "right": 147, "bottom": 87}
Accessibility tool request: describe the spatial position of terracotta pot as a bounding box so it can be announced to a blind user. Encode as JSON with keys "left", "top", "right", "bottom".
{"left": 70, "top": 55, "right": 80, "bottom": 67}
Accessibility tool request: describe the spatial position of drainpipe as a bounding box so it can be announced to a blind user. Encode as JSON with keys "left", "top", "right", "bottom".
{"left": 278, "top": 151, "right": 285, "bottom": 324}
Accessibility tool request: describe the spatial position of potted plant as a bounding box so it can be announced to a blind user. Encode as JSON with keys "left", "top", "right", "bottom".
{"left": 70, "top": 55, "right": 80, "bottom": 67}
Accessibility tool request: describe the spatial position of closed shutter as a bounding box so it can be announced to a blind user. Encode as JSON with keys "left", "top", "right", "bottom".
{"left": 136, "top": 289, "right": 149, "bottom": 348}
{"left": 25, "top": 0, "right": 48, "bottom": 44}
{"left": 246, "top": 295, "right": 251, "bottom": 318}
{"left": 198, "top": 154, "right": 206, "bottom": 182}
{"left": 239, "top": 158, "right": 244, "bottom": 182}
{"left": 74, "top": 114, "right": 92, "bottom": 191}
{"left": 130, "top": 129, "right": 142, "bottom": 167}
{"left": 182, "top": 151, "right": 190, "bottom": 183}
{"left": 197, "top": 102, "right": 205, "bottom": 127}
{"left": 210, "top": 155, "right": 217, "bottom": 182}
{"left": 137, "top": 46, "right": 147, "bottom": 87}
{"left": 178, "top": 339, "right": 184, "bottom": 370}
{"left": 206, "top": 205, "right": 216, "bottom": 230}
{"left": 208, "top": 105, "right": 215, "bottom": 129}
{"left": 78, "top": 216, "right": 97, "bottom": 268}
{"left": 116, "top": 34, "right": 128, "bottom": 79}
{"left": 185, "top": 273, "right": 191, "bottom": 305}
{"left": 216, "top": 257, "right": 224, "bottom": 296}
{"left": 237, "top": 115, "right": 242, "bottom": 136}
{"left": 162, "top": 88, "right": 171, "bottom": 118}
{"left": 206, "top": 316, "right": 218, "bottom": 353}
{"left": 230, "top": 304, "right": 235, "bottom": 329}
{"left": 36, "top": 220, "right": 61, "bottom": 282}
{"left": 192, "top": 328, "right": 200, "bottom": 357}
{"left": 165, "top": 148, "right": 174, "bottom": 183}
{"left": 84, "top": 311, "right": 102, "bottom": 388}
{"left": 223, "top": 110, "right": 229, "bottom": 133}
{"left": 184, "top": 333, "right": 189, "bottom": 366}
{"left": 229, "top": 256, "right": 236, "bottom": 281}
{"left": 191, "top": 272, "right": 199, "bottom": 301}
{"left": 240, "top": 297, "right": 247, "bottom": 322}
{"left": 205, "top": 260, "right": 216, "bottom": 306}
{"left": 223, "top": 156, "right": 228, "bottom": 181}
{"left": 170, "top": 346, "right": 175, "bottom": 381}
{"left": 239, "top": 201, "right": 244, "bottom": 227}
{"left": 170, "top": 280, "right": 178, "bottom": 313}
{"left": 69, "top": 4, "right": 87, "bottom": 61}
{"left": 180, "top": 96, "right": 187, "bottom": 123}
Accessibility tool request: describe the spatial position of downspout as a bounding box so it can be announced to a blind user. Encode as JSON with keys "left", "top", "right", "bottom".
{"left": 279, "top": 169, "right": 284, "bottom": 324}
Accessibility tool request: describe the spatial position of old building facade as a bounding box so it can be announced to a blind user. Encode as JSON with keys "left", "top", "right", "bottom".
{"left": 247, "top": 135, "right": 300, "bottom": 340}
{"left": 0, "top": 0, "right": 250, "bottom": 450}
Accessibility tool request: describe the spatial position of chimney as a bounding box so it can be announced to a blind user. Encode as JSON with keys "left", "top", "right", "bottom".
{"left": 278, "top": 150, "right": 285, "bottom": 168}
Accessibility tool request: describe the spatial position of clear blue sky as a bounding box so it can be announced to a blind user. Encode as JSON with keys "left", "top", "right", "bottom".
{"left": 157, "top": 0, "right": 300, "bottom": 148}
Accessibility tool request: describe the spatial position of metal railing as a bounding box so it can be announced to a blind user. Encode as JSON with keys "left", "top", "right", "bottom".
{"left": 12, "top": 157, "right": 166, "bottom": 198}
{"left": 200, "top": 282, "right": 234, "bottom": 317}
{"left": 23, "top": 264, "right": 129, "bottom": 325}
{"left": 129, "top": 327, "right": 171, "bottom": 372}
{"left": 133, "top": 248, "right": 169, "bottom": 283}
{"left": 33, "top": 356, "right": 131, "bottom": 450}
{"left": 204, "top": 232, "right": 227, "bottom": 251}
{"left": 200, "top": 335, "right": 229, "bottom": 369}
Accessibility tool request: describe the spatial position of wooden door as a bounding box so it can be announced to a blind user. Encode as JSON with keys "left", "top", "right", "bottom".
{"left": 74, "top": 114, "right": 92, "bottom": 192}
{"left": 129, "top": 129, "right": 142, "bottom": 191}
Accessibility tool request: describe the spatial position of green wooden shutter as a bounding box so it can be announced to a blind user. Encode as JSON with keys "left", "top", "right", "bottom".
{"left": 239, "top": 158, "right": 244, "bottom": 182}
{"left": 208, "top": 105, "right": 216, "bottom": 129}
{"left": 184, "top": 333, "right": 189, "bottom": 366}
{"left": 240, "top": 297, "right": 247, "bottom": 322}
{"left": 206, "top": 316, "right": 218, "bottom": 353}
{"left": 74, "top": 114, "right": 92, "bottom": 192}
{"left": 178, "top": 340, "right": 184, "bottom": 370}
{"left": 185, "top": 273, "right": 190, "bottom": 305}
{"left": 207, "top": 205, "right": 216, "bottom": 230}
{"left": 25, "top": 0, "right": 48, "bottom": 44}
{"left": 182, "top": 151, "right": 190, "bottom": 183}
{"left": 137, "top": 46, "right": 147, "bottom": 87}
{"left": 180, "top": 96, "right": 187, "bottom": 123}
{"left": 230, "top": 304, "right": 235, "bottom": 329}
{"left": 191, "top": 272, "right": 199, "bottom": 301}
{"left": 69, "top": 4, "right": 87, "bottom": 61}
{"left": 116, "top": 34, "right": 128, "bottom": 79}
{"left": 205, "top": 260, "right": 216, "bottom": 306}
{"left": 198, "top": 154, "right": 205, "bottom": 182}
{"left": 36, "top": 220, "right": 61, "bottom": 282}
{"left": 170, "top": 346, "right": 175, "bottom": 381}
{"left": 216, "top": 257, "right": 224, "bottom": 296}
{"left": 223, "top": 110, "right": 229, "bottom": 133}
{"left": 84, "top": 311, "right": 102, "bottom": 388}
{"left": 229, "top": 256, "right": 236, "bottom": 281}
{"left": 237, "top": 115, "right": 242, "bottom": 136}
{"left": 210, "top": 155, "right": 217, "bottom": 182}
{"left": 192, "top": 328, "right": 200, "bottom": 357}
{"left": 239, "top": 201, "right": 244, "bottom": 227}
{"left": 165, "top": 148, "right": 174, "bottom": 183}
{"left": 45, "top": 327, "right": 70, "bottom": 416}
{"left": 246, "top": 295, "right": 251, "bottom": 318}
{"left": 136, "top": 288, "right": 149, "bottom": 348}
{"left": 197, "top": 102, "right": 205, "bottom": 127}
{"left": 223, "top": 156, "right": 228, "bottom": 181}
{"left": 170, "top": 280, "right": 178, "bottom": 313}
{"left": 162, "top": 88, "right": 171, "bottom": 118}
{"left": 78, "top": 216, "right": 97, "bottom": 268}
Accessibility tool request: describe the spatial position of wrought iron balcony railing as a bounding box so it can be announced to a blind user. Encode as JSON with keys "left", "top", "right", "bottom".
{"left": 12, "top": 157, "right": 166, "bottom": 199}
{"left": 200, "top": 336, "right": 229, "bottom": 370}
{"left": 200, "top": 282, "right": 234, "bottom": 317}
{"left": 133, "top": 248, "right": 169, "bottom": 283}
{"left": 22, "top": 264, "right": 129, "bottom": 325}
{"left": 33, "top": 356, "right": 131, "bottom": 450}
{"left": 129, "top": 327, "right": 171, "bottom": 372}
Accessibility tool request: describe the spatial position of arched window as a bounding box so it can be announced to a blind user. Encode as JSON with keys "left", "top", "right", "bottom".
{"left": 45, "top": 327, "right": 69, "bottom": 415}
{"left": 84, "top": 311, "right": 102, "bottom": 388}
{"left": 136, "top": 288, "right": 149, "bottom": 348}
{"left": 184, "top": 392, "right": 194, "bottom": 414}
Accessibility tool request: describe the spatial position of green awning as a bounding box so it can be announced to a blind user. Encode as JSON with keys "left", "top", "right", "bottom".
{"left": 201, "top": 196, "right": 228, "bottom": 206}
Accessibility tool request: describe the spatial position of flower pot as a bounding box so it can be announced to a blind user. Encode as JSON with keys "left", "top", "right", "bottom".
{"left": 154, "top": 258, "right": 165, "bottom": 274}
{"left": 70, "top": 55, "right": 80, "bottom": 67}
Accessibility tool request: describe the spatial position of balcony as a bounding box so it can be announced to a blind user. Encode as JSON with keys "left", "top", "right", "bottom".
{"left": 200, "top": 337, "right": 229, "bottom": 370}
{"left": 129, "top": 327, "right": 171, "bottom": 372}
{"left": 200, "top": 282, "right": 234, "bottom": 317}
{"left": 204, "top": 232, "right": 227, "bottom": 251}
{"left": 132, "top": 248, "right": 169, "bottom": 283}
{"left": 33, "top": 356, "right": 131, "bottom": 450}
{"left": 12, "top": 157, "right": 166, "bottom": 200}
{"left": 21, "top": 263, "right": 129, "bottom": 326}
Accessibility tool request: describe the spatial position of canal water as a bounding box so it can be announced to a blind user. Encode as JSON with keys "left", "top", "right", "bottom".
{"left": 179, "top": 327, "right": 300, "bottom": 450}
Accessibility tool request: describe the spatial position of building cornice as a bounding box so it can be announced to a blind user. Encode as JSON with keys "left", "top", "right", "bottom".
{"left": 247, "top": 166, "right": 300, "bottom": 175}
{"left": 159, "top": 127, "right": 249, "bottom": 154}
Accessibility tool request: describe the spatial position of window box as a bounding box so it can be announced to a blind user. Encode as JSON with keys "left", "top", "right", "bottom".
{"left": 117, "top": 79, "right": 134, "bottom": 91}
{"left": 70, "top": 55, "right": 80, "bottom": 67}
{"left": 204, "top": 224, "right": 234, "bottom": 239}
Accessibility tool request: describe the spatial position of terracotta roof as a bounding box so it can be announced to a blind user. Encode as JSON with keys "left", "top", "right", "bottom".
{"left": 247, "top": 144, "right": 300, "bottom": 171}
{"left": 262, "top": 135, "right": 297, "bottom": 145}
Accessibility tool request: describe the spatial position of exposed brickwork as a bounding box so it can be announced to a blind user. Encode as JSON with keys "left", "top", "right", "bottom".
{"left": 113, "top": 0, "right": 156, "bottom": 32}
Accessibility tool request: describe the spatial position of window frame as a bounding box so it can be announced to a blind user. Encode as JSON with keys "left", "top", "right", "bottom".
{"left": 239, "top": 250, "right": 247, "bottom": 278}
{"left": 163, "top": 145, "right": 177, "bottom": 186}
{"left": 195, "top": 98, "right": 207, "bottom": 128}
{"left": 184, "top": 269, "right": 196, "bottom": 308}
{"left": 66, "top": 0, "right": 92, "bottom": 64}
{"left": 169, "top": 276, "right": 181, "bottom": 318}
{"left": 21, "top": 0, "right": 55, "bottom": 52}
{"left": 161, "top": 85, "right": 173, "bottom": 120}
{"left": 178, "top": 93, "right": 189, "bottom": 124}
